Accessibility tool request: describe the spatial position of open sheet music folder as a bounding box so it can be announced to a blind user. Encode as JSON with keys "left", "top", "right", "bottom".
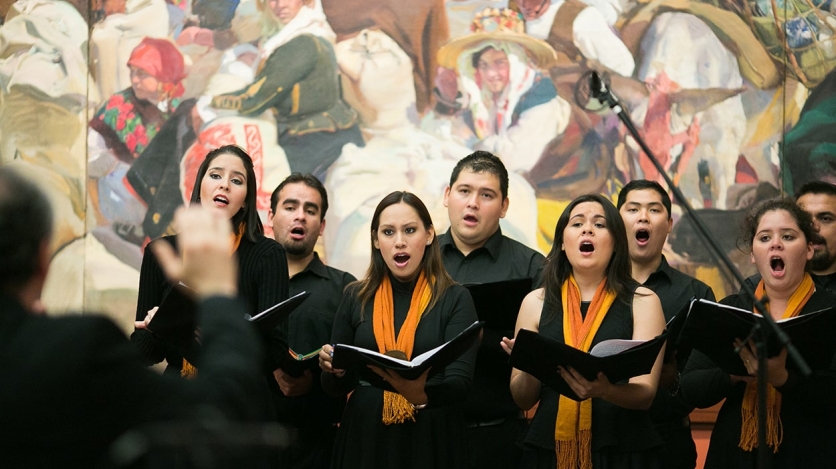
{"left": 331, "top": 321, "right": 484, "bottom": 392}
{"left": 509, "top": 329, "right": 667, "bottom": 401}
{"left": 246, "top": 291, "right": 311, "bottom": 334}
{"left": 149, "top": 289, "right": 311, "bottom": 336}
{"left": 678, "top": 298, "right": 836, "bottom": 375}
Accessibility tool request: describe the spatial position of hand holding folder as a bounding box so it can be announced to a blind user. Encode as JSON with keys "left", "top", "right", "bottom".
{"left": 509, "top": 329, "right": 668, "bottom": 401}
{"left": 677, "top": 298, "right": 836, "bottom": 376}
{"left": 330, "top": 321, "right": 484, "bottom": 392}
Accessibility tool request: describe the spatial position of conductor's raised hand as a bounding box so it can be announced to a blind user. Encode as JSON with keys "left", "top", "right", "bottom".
{"left": 559, "top": 366, "right": 614, "bottom": 401}
{"left": 151, "top": 206, "right": 238, "bottom": 300}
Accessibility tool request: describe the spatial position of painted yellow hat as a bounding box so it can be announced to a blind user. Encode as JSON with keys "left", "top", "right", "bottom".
{"left": 437, "top": 8, "right": 558, "bottom": 69}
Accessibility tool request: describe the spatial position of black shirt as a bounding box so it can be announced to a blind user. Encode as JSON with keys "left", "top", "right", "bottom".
{"left": 439, "top": 227, "right": 545, "bottom": 421}
{"left": 642, "top": 255, "right": 715, "bottom": 422}
{"left": 275, "top": 252, "right": 356, "bottom": 428}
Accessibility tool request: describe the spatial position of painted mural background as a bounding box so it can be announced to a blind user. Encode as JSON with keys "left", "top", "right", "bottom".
{"left": 1, "top": 0, "right": 834, "bottom": 332}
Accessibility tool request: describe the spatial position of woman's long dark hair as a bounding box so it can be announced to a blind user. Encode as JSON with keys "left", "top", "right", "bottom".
{"left": 189, "top": 145, "right": 263, "bottom": 242}
{"left": 542, "top": 194, "right": 636, "bottom": 314}
{"left": 355, "top": 191, "right": 455, "bottom": 314}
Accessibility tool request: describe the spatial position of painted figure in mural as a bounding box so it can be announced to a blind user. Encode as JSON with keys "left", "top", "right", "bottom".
{"left": 88, "top": 37, "right": 190, "bottom": 248}
{"left": 131, "top": 145, "right": 289, "bottom": 416}
{"left": 0, "top": 168, "right": 265, "bottom": 468}
{"left": 322, "top": 28, "right": 541, "bottom": 277}
{"left": 320, "top": 0, "right": 450, "bottom": 112}
{"left": 426, "top": 8, "right": 571, "bottom": 176}
{"left": 90, "top": 0, "right": 170, "bottom": 102}
{"left": 617, "top": 180, "right": 715, "bottom": 469}
{"left": 266, "top": 173, "right": 355, "bottom": 468}
{"left": 438, "top": 150, "right": 544, "bottom": 468}
{"left": 514, "top": 0, "right": 634, "bottom": 79}
{"left": 503, "top": 193, "right": 667, "bottom": 467}
{"left": 319, "top": 191, "right": 478, "bottom": 468}
{"left": 682, "top": 198, "right": 836, "bottom": 468}
{"left": 782, "top": 70, "right": 836, "bottom": 195}
{"left": 207, "top": 0, "right": 364, "bottom": 182}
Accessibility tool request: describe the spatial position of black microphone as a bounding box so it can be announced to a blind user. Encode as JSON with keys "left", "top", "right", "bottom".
{"left": 589, "top": 70, "right": 620, "bottom": 112}
{"left": 590, "top": 71, "right": 604, "bottom": 100}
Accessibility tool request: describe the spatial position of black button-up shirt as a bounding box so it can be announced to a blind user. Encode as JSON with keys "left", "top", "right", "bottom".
{"left": 643, "top": 255, "right": 715, "bottom": 423}
{"left": 275, "top": 252, "right": 355, "bottom": 428}
{"left": 439, "top": 228, "right": 545, "bottom": 421}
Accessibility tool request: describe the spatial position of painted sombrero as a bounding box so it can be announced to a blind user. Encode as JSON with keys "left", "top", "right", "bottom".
{"left": 437, "top": 8, "right": 557, "bottom": 69}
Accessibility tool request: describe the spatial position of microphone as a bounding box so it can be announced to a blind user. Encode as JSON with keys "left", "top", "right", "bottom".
{"left": 573, "top": 70, "right": 619, "bottom": 115}
{"left": 590, "top": 70, "right": 604, "bottom": 100}
{"left": 589, "top": 70, "right": 621, "bottom": 112}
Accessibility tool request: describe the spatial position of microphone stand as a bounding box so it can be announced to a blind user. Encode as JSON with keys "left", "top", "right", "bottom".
{"left": 589, "top": 72, "right": 810, "bottom": 469}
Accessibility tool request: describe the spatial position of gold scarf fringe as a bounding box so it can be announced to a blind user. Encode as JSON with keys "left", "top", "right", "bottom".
{"left": 739, "top": 383, "right": 783, "bottom": 453}
{"left": 180, "top": 358, "right": 198, "bottom": 379}
{"left": 555, "top": 428, "right": 592, "bottom": 469}
{"left": 382, "top": 390, "right": 416, "bottom": 425}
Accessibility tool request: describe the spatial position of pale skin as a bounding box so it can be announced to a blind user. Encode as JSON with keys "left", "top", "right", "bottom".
{"left": 500, "top": 201, "right": 666, "bottom": 410}
{"left": 618, "top": 188, "right": 678, "bottom": 387}
{"left": 268, "top": 182, "right": 327, "bottom": 397}
{"left": 318, "top": 202, "right": 434, "bottom": 406}
{"left": 730, "top": 209, "right": 814, "bottom": 388}
{"left": 136, "top": 153, "right": 247, "bottom": 330}
{"left": 134, "top": 207, "right": 239, "bottom": 330}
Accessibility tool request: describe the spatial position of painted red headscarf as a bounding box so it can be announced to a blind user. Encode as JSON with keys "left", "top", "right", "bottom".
{"left": 127, "top": 37, "right": 187, "bottom": 99}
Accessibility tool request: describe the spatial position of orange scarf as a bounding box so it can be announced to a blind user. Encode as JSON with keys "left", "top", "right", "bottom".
{"left": 372, "top": 272, "right": 432, "bottom": 425}
{"left": 555, "top": 275, "right": 617, "bottom": 469}
{"left": 739, "top": 273, "right": 814, "bottom": 452}
{"left": 181, "top": 223, "right": 245, "bottom": 379}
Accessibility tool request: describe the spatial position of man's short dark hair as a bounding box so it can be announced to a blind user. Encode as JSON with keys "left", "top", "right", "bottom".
{"left": 449, "top": 151, "right": 509, "bottom": 199}
{"left": 795, "top": 180, "right": 836, "bottom": 199}
{"left": 270, "top": 173, "right": 329, "bottom": 220}
{"left": 0, "top": 168, "right": 53, "bottom": 291}
{"left": 616, "top": 179, "right": 672, "bottom": 218}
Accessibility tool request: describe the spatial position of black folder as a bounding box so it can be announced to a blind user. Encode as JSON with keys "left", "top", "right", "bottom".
{"left": 509, "top": 329, "right": 668, "bottom": 401}
{"left": 247, "top": 291, "right": 311, "bottom": 334}
{"left": 464, "top": 278, "right": 532, "bottom": 331}
{"left": 663, "top": 300, "right": 693, "bottom": 361}
{"left": 331, "top": 321, "right": 484, "bottom": 392}
{"left": 147, "top": 283, "right": 196, "bottom": 335}
{"left": 678, "top": 298, "right": 836, "bottom": 375}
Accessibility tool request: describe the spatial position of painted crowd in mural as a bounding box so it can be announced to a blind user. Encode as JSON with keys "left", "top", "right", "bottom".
{"left": 1, "top": 0, "right": 835, "bottom": 328}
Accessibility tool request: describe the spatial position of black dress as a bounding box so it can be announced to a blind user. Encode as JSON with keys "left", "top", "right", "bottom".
{"left": 520, "top": 288, "right": 663, "bottom": 469}
{"left": 131, "top": 234, "right": 289, "bottom": 372}
{"left": 681, "top": 288, "right": 836, "bottom": 469}
{"left": 322, "top": 277, "right": 478, "bottom": 468}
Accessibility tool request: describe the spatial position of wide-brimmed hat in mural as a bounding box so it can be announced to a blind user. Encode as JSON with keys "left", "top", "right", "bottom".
{"left": 437, "top": 8, "right": 557, "bottom": 69}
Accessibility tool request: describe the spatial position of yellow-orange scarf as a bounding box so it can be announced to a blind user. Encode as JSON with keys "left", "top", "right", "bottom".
{"left": 372, "top": 272, "right": 432, "bottom": 424}
{"left": 555, "top": 275, "right": 617, "bottom": 469}
{"left": 181, "top": 223, "right": 245, "bottom": 379}
{"left": 739, "top": 273, "right": 814, "bottom": 452}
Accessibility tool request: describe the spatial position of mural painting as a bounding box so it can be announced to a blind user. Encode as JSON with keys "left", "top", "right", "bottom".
{"left": 1, "top": 0, "right": 835, "bottom": 331}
